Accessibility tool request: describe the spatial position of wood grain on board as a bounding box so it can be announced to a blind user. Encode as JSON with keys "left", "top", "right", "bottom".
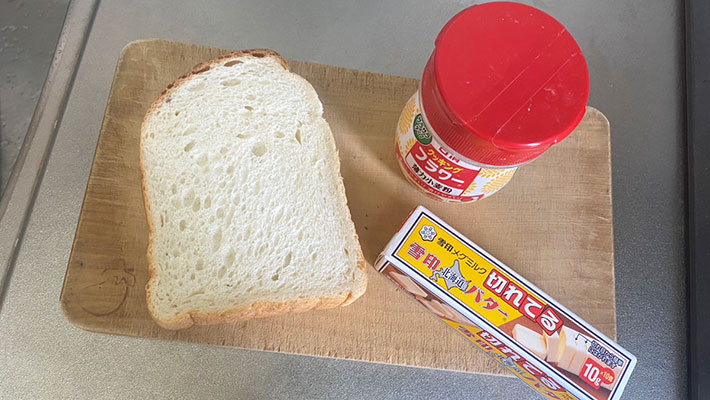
{"left": 60, "top": 39, "right": 615, "bottom": 375}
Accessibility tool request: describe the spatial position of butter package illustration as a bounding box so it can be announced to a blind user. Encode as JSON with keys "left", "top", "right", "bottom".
{"left": 375, "top": 207, "right": 636, "bottom": 400}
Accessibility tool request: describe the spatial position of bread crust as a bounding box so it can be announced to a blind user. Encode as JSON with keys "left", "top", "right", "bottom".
{"left": 140, "top": 49, "right": 367, "bottom": 330}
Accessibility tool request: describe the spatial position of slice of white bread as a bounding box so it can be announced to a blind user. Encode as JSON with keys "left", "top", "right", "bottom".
{"left": 140, "top": 50, "right": 367, "bottom": 330}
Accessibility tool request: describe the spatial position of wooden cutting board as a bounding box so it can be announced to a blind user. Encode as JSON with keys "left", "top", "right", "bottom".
{"left": 61, "top": 39, "right": 615, "bottom": 375}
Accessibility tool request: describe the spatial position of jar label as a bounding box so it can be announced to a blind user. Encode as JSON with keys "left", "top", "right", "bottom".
{"left": 395, "top": 94, "right": 518, "bottom": 202}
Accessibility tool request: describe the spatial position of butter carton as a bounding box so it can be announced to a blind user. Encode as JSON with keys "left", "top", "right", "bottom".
{"left": 376, "top": 206, "right": 636, "bottom": 400}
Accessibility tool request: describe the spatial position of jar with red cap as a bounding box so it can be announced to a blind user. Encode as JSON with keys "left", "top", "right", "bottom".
{"left": 395, "top": 2, "right": 589, "bottom": 202}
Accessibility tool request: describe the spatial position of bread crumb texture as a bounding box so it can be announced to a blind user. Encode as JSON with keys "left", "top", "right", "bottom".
{"left": 141, "top": 53, "right": 365, "bottom": 326}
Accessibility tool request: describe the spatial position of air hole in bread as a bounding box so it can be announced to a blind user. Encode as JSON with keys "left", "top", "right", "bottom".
{"left": 184, "top": 141, "right": 196, "bottom": 152}
{"left": 216, "top": 207, "right": 225, "bottom": 219}
{"left": 295, "top": 129, "right": 302, "bottom": 145}
{"left": 252, "top": 143, "right": 267, "bottom": 157}
{"left": 283, "top": 252, "right": 292, "bottom": 268}
{"left": 171, "top": 184, "right": 177, "bottom": 195}
{"left": 174, "top": 111, "right": 180, "bottom": 116}
{"left": 195, "top": 259, "right": 205, "bottom": 271}
{"left": 183, "top": 188, "right": 195, "bottom": 206}
{"left": 275, "top": 131, "right": 285, "bottom": 138}
{"left": 246, "top": 94, "right": 256, "bottom": 101}
{"left": 204, "top": 196, "right": 212, "bottom": 209}
{"left": 212, "top": 228, "right": 222, "bottom": 252}
{"left": 226, "top": 165, "right": 235, "bottom": 175}
{"left": 225, "top": 249, "right": 235, "bottom": 266}
{"left": 271, "top": 273, "right": 279, "bottom": 281}
{"left": 217, "top": 266, "right": 227, "bottom": 279}
{"left": 273, "top": 205, "right": 284, "bottom": 223}
{"left": 179, "top": 220, "right": 186, "bottom": 231}
{"left": 221, "top": 78, "right": 241, "bottom": 86}
{"left": 197, "top": 153, "right": 208, "bottom": 166}
{"left": 244, "top": 105, "right": 254, "bottom": 111}
{"left": 187, "top": 82, "right": 205, "bottom": 92}
{"left": 236, "top": 133, "right": 250, "bottom": 139}
{"left": 182, "top": 126, "right": 197, "bottom": 136}
{"left": 344, "top": 248, "right": 349, "bottom": 256}
{"left": 250, "top": 52, "right": 266, "bottom": 58}
{"left": 192, "top": 197, "right": 201, "bottom": 212}
{"left": 224, "top": 60, "right": 242, "bottom": 67}
{"left": 220, "top": 147, "right": 228, "bottom": 155}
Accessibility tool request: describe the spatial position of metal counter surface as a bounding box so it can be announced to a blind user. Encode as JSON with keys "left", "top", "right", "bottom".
{"left": 0, "top": 0, "right": 70, "bottom": 194}
{"left": 0, "top": 0, "right": 686, "bottom": 399}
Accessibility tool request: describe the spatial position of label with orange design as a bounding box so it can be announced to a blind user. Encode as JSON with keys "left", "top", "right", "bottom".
{"left": 375, "top": 207, "right": 637, "bottom": 400}
{"left": 395, "top": 93, "right": 517, "bottom": 202}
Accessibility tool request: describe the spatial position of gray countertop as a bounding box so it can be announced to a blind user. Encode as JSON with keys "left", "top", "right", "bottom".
{"left": 0, "top": 0, "right": 70, "bottom": 194}
{"left": 0, "top": 0, "right": 686, "bottom": 399}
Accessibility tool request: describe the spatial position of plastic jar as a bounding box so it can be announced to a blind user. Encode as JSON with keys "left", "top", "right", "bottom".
{"left": 395, "top": 2, "right": 589, "bottom": 202}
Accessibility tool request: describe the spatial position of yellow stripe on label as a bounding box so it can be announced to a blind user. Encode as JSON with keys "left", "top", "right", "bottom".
{"left": 395, "top": 216, "right": 545, "bottom": 327}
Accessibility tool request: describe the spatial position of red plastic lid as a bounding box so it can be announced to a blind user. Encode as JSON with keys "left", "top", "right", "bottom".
{"left": 421, "top": 2, "right": 589, "bottom": 167}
